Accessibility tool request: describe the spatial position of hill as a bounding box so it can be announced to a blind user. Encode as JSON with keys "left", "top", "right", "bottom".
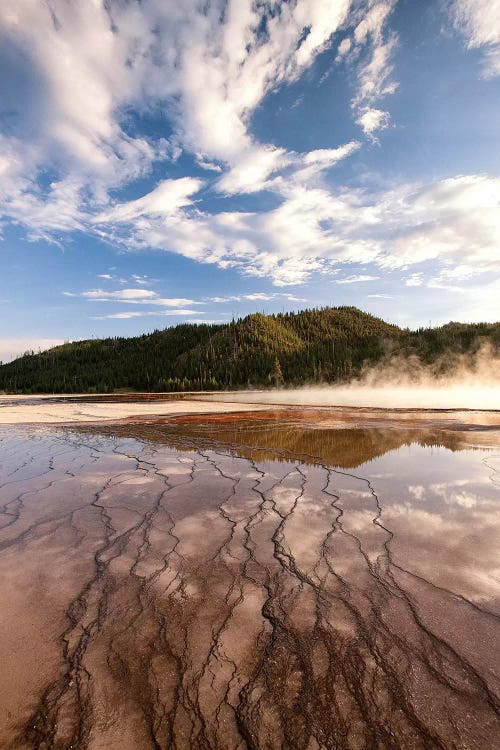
{"left": 0, "top": 307, "right": 498, "bottom": 394}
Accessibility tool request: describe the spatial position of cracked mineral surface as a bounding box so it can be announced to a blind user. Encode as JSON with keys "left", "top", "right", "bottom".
{"left": 0, "top": 404, "right": 499, "bottom": 749}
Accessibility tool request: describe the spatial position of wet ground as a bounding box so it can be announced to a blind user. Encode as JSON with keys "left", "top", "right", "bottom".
{"left": 0, "top": 408, "right": 499, "bottom": 749}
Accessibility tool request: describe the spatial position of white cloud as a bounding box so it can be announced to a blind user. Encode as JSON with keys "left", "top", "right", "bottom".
{"left": 208, "top": 292, "right": 307, "bottom": 303}
{"left": 143, "top": 298, "right": 204, "bottom": 307}
{"left": 0, "top": 134, "right": 85, "bottom": 235}
{"left": 353, "top": 1, "right": 395, "bottom": 45}
{"left": 100, "top": 173, "right": 500, "bottom": 286}
{"left": 217, "top": 146, "right": 289, "bottom": 195}
{"left": 0, "top": 0, "right": 375, "bottom": 234}
{"left": 68, "top": 288, "right": 202, "bottom": 307}
{"left": 240, "top": 293, "right": 274, "bottom": 302}
{"left": 406, "top": 274, "right": 424, "bottom": 287}
{"left": 337, "top": 37, "right": 352, "bottom": 58}
{"left": 82, "top": 288, "right": 158, "bottom": 300}
{"left": 450, "top": 0, "right": 500, "bottom": 77}
{"left": 434, "top": 265, "right": 478, "bottom": 281}
{"left": 91, "top": 310, "right": 200, "bottom": 320}
{"left": 348, "top": 1, "right": 398, "bottom": 135}
{"left": 0, "top": 2, "right": 180, "bottom": 236}
{"left": 196, "top": 157, "right": 223, "bottom": 173}
{"left": 94, "top": 178, "right": 203, "bottom": 223}
{"left": 173, "top": 0, "right": 352, "bottom": 163}
{"left": 336, "top": 274, "right": 379, "bottom": 284}
{"left": 356, "top": 107, "right": 390, "bottom": 137}
{"left": 0, "top": 0, "right": 396, "bottom": 287}
{"left": 1, "top": 1, "right": 497, "bottom": 300}
{"left": 217, "top": 141, "right": 361, "bottom": 195}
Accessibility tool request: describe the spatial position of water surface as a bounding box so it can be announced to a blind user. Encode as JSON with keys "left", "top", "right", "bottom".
{"left": 0, "top": 416, "right": 499, "bottom": 749}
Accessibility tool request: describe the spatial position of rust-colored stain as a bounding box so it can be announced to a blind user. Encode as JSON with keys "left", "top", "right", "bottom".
{"left": 168, "top": 408, "right": 305, "bottom": 424}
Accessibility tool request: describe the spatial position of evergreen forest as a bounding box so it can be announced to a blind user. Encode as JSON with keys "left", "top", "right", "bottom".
{"left": 1, "top": 306, "right": 498, "bottom": 394}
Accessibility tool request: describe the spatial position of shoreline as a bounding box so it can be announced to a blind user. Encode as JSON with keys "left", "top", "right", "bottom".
{"left": 1, "top": 395, "right": 500, "bottom": 449}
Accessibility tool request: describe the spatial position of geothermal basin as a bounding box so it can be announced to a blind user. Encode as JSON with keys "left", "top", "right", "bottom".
{"left": 0, "top": 393, "right": 499, "bottom": 749}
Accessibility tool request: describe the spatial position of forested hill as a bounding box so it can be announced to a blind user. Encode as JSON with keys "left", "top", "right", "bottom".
{"left": 1, "top": 306, "right": 499, "bottom": 394}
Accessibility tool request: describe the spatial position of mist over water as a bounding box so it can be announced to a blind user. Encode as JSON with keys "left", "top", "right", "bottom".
{"left": 224, "top": 384, "right": 500, "bottom": 410}
{"left": 217, "top": 343, "right": 500, "bottom": 410}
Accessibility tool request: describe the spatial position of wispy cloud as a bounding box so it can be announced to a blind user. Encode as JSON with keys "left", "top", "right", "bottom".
{"left": 69, "top": 288, "right": 201, "bottom": 306}
{"left": 208, "top": 293, "right": 307, "bottom": 303}
{"left": 0, "top": 1, "right": 389, "bottom": 240}
{"left": 66, "top": 287, "right": 310, "bottom": 314}
{"left": 450, "top": 0, "right": 500, "bottom": 77}
{"left": 1, "top": 1, "right": 497, "bottom": 305}
{"left": 97, "top": 173, "right": 500, "bottom": 286}
{"left": 0, "top": 0, "right": 362, "bottom": 232}
{"left": 94, "top": 178, "right": 203, "bottom": 223}
{"left": 406, "top": 274, "right": 424, "bottom": 287}
{"left": 356, "top": 108, "right": 390, "bottom": 138}
{"left": 336, "top": 275, "right": 379, "bottom": 284}
{"left": 90, "top": 310, "right": 201, "bottom": 320}
{"left": 82, "top": 289, "right": 158, "bottom": 300}
{"left": 347, "top": 0, "right": 398, "bottom": 136}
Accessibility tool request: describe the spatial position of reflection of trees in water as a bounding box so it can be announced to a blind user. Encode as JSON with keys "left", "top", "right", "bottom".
{"left": 1, "top": 426, "right": 498, "bottom": 750}
{"left": 84, "top": 420, "right": 469, "bottom": 469}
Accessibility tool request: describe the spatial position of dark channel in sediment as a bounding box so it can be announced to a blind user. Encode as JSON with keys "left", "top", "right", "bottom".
{"left": 0, "top": 418, "right": 499, "bottom": 750}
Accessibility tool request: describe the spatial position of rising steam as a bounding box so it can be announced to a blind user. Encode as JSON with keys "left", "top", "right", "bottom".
{"left": 210, "top": 342, "right": 500, "bottom": 410}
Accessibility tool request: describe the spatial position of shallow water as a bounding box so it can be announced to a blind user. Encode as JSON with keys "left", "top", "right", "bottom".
{"left": 0, "top": 418, "right": 499, "bottom": 749}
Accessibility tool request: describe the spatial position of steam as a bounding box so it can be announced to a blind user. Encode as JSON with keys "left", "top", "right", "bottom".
{"left": 210, "top": 342, "right": 500, "bottom": 410}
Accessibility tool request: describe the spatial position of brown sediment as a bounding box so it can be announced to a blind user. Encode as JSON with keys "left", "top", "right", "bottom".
{"left": 84, "top": 405, "right": 500, "bottom": 467}
{"left": 2, "top": 392, "right": 500, "bottom": 432}
{"left": 164, "top": 404, "right": 500, "bottom": 432}
{"left": 0, "top": 411, "right": 499, "bottom": 749}
{"left": 73, "top": 406, "right": 500, "bottom": 434}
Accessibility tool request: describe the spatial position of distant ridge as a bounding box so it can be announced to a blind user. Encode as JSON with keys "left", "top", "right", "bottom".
{"left": 1, "top": 307, "right": 498, "bottom": 394}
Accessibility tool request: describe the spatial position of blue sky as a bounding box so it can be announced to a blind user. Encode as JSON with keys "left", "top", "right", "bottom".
{"left": 0, "top": 0, "right": 499, "bottom": 361}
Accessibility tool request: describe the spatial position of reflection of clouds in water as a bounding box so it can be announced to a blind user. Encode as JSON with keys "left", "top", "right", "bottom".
{"left": 340, "top": 509, "right": 379, "bottom": 533}
{"left": 325, "top": 443, "right": 500, "bottom": 607}
{"left": 2, "top": 425, "right": 500, "bottom": 748}
{"left": 443, "top": 490, "right": 478, "bottom": 508}
{"left": 268, "top": 485, "right": 301, "bottom": 500}
{"left": 338, "top": 488, "right": 373, "bottom": 499}
{"left": 428, "top": 478, "right": 499, "bottom": 509}
{"left": 228, "top": 470, "right": 264, "bottom": 480}
{"left": 174, "top": 509, "right": 225, "bottom": 558}
{"left": 408, "top": 484, "right": 426, "bottom": 501}
{"left": 384, "top": 502, "right": 500, "bottom": 604}
{"left": 451, "top": 492, "right": 479, "bottom": 508}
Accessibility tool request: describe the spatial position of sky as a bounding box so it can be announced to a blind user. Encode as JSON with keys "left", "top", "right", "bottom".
{"left": 0, "top": 0, "right": 499, "bottom": 362}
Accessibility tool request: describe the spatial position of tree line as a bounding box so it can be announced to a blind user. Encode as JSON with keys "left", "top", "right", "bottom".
{"left": 0, "top": 307, "right": 498, "bottom": 394}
